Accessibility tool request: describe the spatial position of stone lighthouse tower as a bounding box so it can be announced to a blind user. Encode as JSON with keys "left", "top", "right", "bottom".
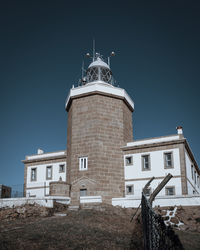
{"left": 65, "top": 52, "right": 134, "bottom": 205}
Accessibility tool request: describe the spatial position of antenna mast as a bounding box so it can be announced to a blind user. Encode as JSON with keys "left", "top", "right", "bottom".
{"left": 81, "top": 60, "right": 84, "bottom": 79}
{"left": 93, "top": 39, "right": 95, "bottom": 61}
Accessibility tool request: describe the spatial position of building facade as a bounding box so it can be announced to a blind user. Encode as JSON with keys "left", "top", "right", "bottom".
{"left": 22, "top": 52, "right": 200, "bottom": 206}
{"left": 23, "top": 150, "right": 66, "bottom": 197}
{"left": 123, "top": 130, "right": 200, "bottom": 199}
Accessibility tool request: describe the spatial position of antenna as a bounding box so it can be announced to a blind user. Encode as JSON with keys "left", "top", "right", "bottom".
{"left": 93, "top": 39, "right": 95, "bottom": 62}
{"left": 108, "top": 51, "right": 115, "bottom": 67}
{"left": 81, "top": 60, "right": 84, "bottom": 79}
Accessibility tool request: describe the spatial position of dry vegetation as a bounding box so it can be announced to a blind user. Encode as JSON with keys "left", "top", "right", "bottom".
{"left": 0, "top": 204, "right": 200, "bottom": 250}
{"left": 0, "top": 203, "right": 143, "bottom": 250}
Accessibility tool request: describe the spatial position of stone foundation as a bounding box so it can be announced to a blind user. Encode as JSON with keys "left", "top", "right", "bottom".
{"left": 50, "top": 181, "right": 70, "bottom": 196}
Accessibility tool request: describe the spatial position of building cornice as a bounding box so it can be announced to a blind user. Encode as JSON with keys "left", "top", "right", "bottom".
{"left": 65, "top": 82, "right": 134, "bottom": 112}
{"left": 121, "top": 138, "right": 186, "bottom": 151}
{"left": 22, "top": 154, "right": 66, "bottom": 164}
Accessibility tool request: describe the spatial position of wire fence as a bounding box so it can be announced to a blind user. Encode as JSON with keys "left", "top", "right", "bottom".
{"left": 10, "top": 184, "right": 24, "bottom": 198}
{"left": 141, "top": 193, "right": 184, "bottom": 250}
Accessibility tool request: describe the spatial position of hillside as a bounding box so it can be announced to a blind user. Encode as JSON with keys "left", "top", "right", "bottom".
{"left": 0, "top": 204, "right": 143, "bottom": 250}
{"left": 0, "top": 203, "right": 200, "bottom": 249}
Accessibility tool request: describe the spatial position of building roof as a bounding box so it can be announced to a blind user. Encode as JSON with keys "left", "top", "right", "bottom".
{"left": 124, "top": 135, "right": 181, "bottom": 148}
{"left": 22, "top": 150, "right": 66, "bottom": 164}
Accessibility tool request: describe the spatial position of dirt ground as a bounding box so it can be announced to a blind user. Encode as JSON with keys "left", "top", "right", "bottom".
{"left": 1, "top": 204, "right": 200, "bottom": 250}
{"left": 175, "top": 230, "right": 200, "bottom": 250}
{"left": 0, "top": 205, "right": 143, "bottom": 250}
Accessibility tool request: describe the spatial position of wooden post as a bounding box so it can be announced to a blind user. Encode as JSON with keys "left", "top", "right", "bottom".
{"left": 149, "top": 173, "right": 173, "bottom": 205}
{"left": 143, "top": 177, "right": 155, "bottom": 193}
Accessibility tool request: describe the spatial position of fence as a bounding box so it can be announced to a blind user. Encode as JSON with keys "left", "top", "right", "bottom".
{"left": 10, "top": 184, "right": 24, "bottom": 198}
{"left": 141, "top": 193, "right": 184, "bottom": 250}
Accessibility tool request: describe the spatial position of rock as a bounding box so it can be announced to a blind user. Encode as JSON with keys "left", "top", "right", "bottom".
{"left": 160, "top": 210, "right": 166, "bottom": 216}
{"left": 170, "top": 217, "right": 179, "bottom": 224}
{"left": 16, "top": 207, "right": 26, "bottom": 214}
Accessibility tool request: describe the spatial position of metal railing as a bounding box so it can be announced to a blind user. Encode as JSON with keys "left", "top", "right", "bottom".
{"left": 141, "top": 193, "right": 184, "bottom": 250}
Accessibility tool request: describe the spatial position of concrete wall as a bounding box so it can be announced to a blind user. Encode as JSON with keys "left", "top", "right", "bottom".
{"left": 0, "top": 196, "right": 70, "bottom": 208}
{"left": 112, "top": 194, "right": 200, "bottom": 208}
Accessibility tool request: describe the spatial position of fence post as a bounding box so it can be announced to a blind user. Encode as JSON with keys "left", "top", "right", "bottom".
{"left": 149, "top": 173, "right": 173, "bottom": 205}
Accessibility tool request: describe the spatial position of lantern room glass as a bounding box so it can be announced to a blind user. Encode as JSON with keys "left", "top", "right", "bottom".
{"left": 87, "top": 66, "right": 112, "bottom": 84}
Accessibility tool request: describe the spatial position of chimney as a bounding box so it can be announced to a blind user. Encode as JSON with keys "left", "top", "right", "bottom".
{"left": 176, "top": 126, "right": 183, "bottom": 135}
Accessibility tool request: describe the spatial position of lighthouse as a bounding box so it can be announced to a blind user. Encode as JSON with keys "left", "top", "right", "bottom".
{"left": 22, "top": 50, "right": 200, "bottom": 207}
{"left": 65, "top": 52, "right": 134, "bottom": 205}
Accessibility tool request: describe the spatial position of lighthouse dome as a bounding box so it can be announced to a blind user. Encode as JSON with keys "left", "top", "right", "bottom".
{"left": 86, "top": 56, "right": 112, "bottom": 84}
{"left": 88, "top": 57, "right": 110, "bottom": 69}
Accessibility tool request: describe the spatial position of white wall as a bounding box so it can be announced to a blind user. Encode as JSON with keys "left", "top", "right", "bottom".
{"left": 26, "top": 161, "right": 66, "bottom": 198}
{"left": 80, "top": 196, "right": 102, "bottom": 204}
{"left": 124, "top": 148, "right": 181, "bottom": 196}
{"left": 125, "top": 148, "right": 180, "bottom": 180}
{"left": 125, "top": 178, "right": 182, "bottom": 197}
{"left": 0, "top": 196, "right": 70, "bottom": 208}
{"left": 185, "top": 151, "right": 200, "bottom": 194}
{"left": 112, "top": 195, "right": 200, "bottom": 208}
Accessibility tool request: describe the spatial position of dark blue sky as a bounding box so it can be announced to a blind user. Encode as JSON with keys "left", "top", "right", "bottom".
{"left": 1, "top": 0, "right": 200, "bottom": 186}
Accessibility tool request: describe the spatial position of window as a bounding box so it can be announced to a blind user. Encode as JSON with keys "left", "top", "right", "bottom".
{"left": 165, "top": 186, "right": 175, "bottom": 196}
{"left": 126, "top": 185, "right": 134, "bottom": 195}
{"left": 197, "top": 176, "right": 200, "bottom": 188}
{"left": 142, "top": 155, "right": 150, "bottom": 171}
{"left": 46, "top": 166, "right": 52, "bottom": 180}
{"left": 80, "top": 189, "right": 87, "bottom": 197}
{"left": 164, "top": 152, "right": 173, "bottom": 168}
{"left": 191, "top": 165, "right": 194, "bottom": 179}
{"left": 79, "top": 157, "right": 88, "bottom": 171}
{"left": 31, "top": 168, "right": 37, "bottom": 181}
{"left": 59, "top": 164, "right": 65, "bottom": 173}
{"left": 125, "top": 156, "right": 133, "bottom": 166}
{"left": 144, "top": 188, "right": 151, "bottom": 196}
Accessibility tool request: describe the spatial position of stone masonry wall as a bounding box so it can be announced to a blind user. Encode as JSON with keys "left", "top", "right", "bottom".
{"left": 67, "top": 93, "right": 133, "bottom": 205}
{"left": 50, "top": 181, "right": 70, "bottom": 196}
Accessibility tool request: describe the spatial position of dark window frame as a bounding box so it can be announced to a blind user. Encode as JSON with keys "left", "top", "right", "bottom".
{"left": 126, "top": 185, "right": 134, "bottom": 195}
{"left": 125, "top": 156, "right": 133, "bottom": 166}
{"left": 165, "top": 186, "right": 175, "bottom": 196}
{"left": 46, "top": 166, "right": 53, "bottom": 180}
{"left": 59, "top": 164, "right": 65, "bottom": 173}
{"left": 164, "top": 152, "right": 174, "bottom": 169}
{"left": 142, "top": 154, "right": 151, "bottom": 171}
{"left": 31, "top": 168, "right": 37, "bottom": 182}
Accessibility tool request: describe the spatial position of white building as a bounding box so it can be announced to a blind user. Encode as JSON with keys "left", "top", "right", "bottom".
{"left": 123, "top": 128, "right": 200, "bottom": 199}
{"left": 23, "top": 150, "right": 66, "bottom": 197}
{"left": 22, "top": 51, "right": 200, "bottom": 207}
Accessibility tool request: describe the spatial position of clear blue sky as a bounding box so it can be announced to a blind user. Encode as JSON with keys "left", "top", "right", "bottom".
{"left": 1, "top": 0, "right": 200, "bottom": 186}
